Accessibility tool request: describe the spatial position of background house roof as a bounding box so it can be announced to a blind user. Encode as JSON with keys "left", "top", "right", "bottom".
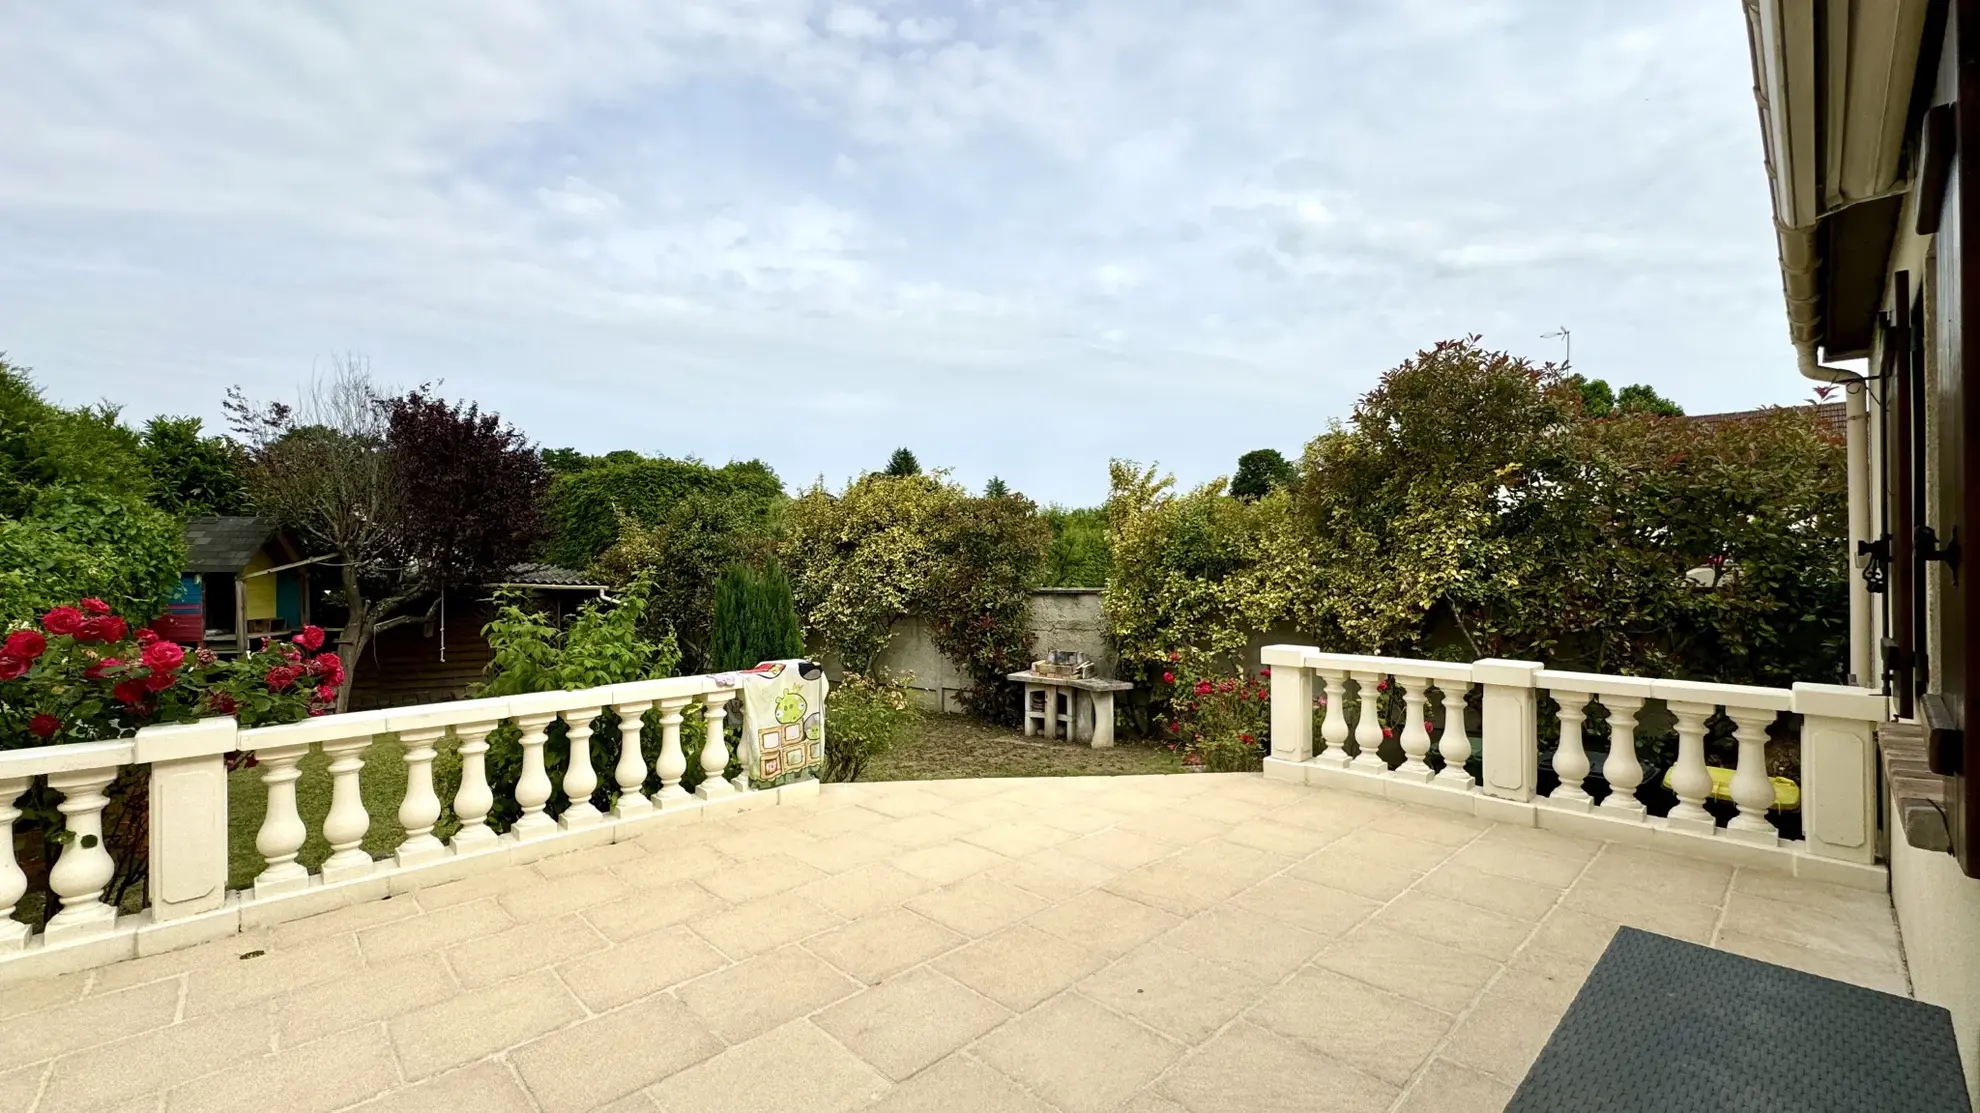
{"left": 1687, "top": 401, "right": 1845, "bottom": 438}
{"left": 182, "top": 516, "right": 279, "bottom": 575}
{"left": 498, "top": 562, "right": 603, "bottom": 588}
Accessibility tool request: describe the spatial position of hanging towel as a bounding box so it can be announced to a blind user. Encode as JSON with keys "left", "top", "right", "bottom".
{"left": 716, "top": 659, "right": 827, "bottom": 789}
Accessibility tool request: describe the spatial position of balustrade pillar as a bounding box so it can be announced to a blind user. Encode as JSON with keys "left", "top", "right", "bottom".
{"left": 1598, "top": 697, "right": 1647, "bottom": 817}
{"left": 1725, "top": 710, "right": 1779, "bottom": 843}
{"left": 1434, "top": 684, "right": 1473, "bottom": 788}
{"left": 451, "top": 722, "right": 500, "bottom": 853}
{"left": 1549, "top": 693, "right": 1592, "bottom": 810}
{"left": 396, "top": 728, "right": 447, "bottom": 867}
{"left": 253, "top": 742, "right": 313, "bottom": 897}
{"left": 612, "top": 701, "right": 654, "bottom": 818}
{"left": 697, "top": 693, "right": 737, "bottom": 799}
{"left": 1395, "top": 677, "right": 1433, "bottom": 781}
{"left": 1349, "top": 672, "right": 1387, "bottom": 772}
{"left": 655, "top": 697, "right": 694, "bottom": 803}
{"left": 43, "top": 769, "right": 119, "bottom": 942}
{"left": 512, "top": 713, "right": 559, "bottom": 840}
{"left": 319, "top": 736, "right": 374, "bottom": 882}
{"left": 0, "top": 776, "right": 28, "bottom": 951}
{"left": 1666, "top": 701, "right": 1717, "bottom": 832}
{"left": 560, "top": 710, "right": 603, "bottom": 829}
{"left": 1317, "top": 672, "right": 1350, "bottom": 768}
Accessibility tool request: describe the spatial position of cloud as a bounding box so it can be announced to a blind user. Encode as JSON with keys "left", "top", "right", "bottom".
{"left": 0, "top": 0, "right": 1792, "bottom": 504}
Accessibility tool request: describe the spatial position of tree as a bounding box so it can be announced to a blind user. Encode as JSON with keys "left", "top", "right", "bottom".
{"left": 138, "top": 415, "right": 250, "bottom": 517}
{"left": 540, "top": 447, "right": 596, "bottom": 475}
{"left": 924, "top": 492, "right": 1051, "bottom": 721}
{"left": 884, "top": 448, "right": 920, "bottom": 477}
{"left": 0, "top": 355, "right": 150, "bottom": 518}
{"left": 544, "top": 457, "right": 783, "bottom": 569}
{"left": 984, "top": 476, "right": 1011, "bottom": 498}
{"left": 1616, "top": 383, "right": 1684, "bottom": 416}
{"left": 709, "top": 560, "right": 805, "bottom": 671}
{"left": 1568, "top": 375, "right": 1617, "bottom": 417}
{"left": 589, "top": 489, "right": 779, "bottom": 669}
{"left": 1043, "top": 506, "right": 1110, "bottom": 587}
{"left": 1230, "top": 449, "right": 1296, "bottom": 501}
{"left": 226, "top": 359, "right": 549, "bottom": 708}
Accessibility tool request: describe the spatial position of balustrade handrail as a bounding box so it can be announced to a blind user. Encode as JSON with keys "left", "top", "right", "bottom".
{"left": 1260, "top": 644, "right": 1889, "bottom": 889}
{"left": 0, "top": 666, "right": 818, "bottom": 981}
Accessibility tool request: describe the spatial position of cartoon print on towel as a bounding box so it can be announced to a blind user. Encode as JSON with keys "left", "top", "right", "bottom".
{"left": 719, "top": 659, "right": 827, "bottom": 789}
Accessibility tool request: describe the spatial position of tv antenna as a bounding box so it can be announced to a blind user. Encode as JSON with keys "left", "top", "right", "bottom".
{"left": 1542, "top": 327, "right": 1571, "bottom": 368}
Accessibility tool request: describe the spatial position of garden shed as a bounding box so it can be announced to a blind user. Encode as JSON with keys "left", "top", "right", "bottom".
{"left": 158, "top": 516, "right": 321, "bottom": 654}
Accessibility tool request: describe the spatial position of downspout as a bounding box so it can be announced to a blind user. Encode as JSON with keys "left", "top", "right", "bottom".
{"left": 1799, "top": 342, "right": 1876, "bottom": 685}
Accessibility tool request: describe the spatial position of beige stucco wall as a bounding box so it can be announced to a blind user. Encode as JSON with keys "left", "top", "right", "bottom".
{"left": 1891, "top": 785, "right": 1980, "bottom": 1106}
{"left": 830, "top": 589, "right": 1115, "bottom": 712}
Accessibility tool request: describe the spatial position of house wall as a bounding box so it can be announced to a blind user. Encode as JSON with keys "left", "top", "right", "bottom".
{"left": 1891, "top": 786, "right": 1980, "bottom": 1107}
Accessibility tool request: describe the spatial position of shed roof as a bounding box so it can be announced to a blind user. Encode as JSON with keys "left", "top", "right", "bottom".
{"left": 498, "top": 562, "right": 604, "bottom": 588}
{"left": 183, "top": 517, "right": 280, "bottom": 575}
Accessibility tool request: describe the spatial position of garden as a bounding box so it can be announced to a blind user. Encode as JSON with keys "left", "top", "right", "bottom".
{"left": 0, "top": 338, "right": 1845, "bottom": 920}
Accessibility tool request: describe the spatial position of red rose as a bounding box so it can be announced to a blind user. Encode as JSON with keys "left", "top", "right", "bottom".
{"left": 1240, "top": 733, "right": 1254, "bottom": 743}
{"left": 311, "top": 654, "right": 345, "bottom": 684}
{"left": 27, "top": 713, "right": 58, "bottom": 738}
{"left": 308, "top": 706, "right": 328, "bottom": 717}
{"left": 1168, "top": 650, "right": 1181, "bottom": 663}
{"left": 313, "top": 682, "right": 339, "bottom": 705}
{"left": 1382, "top": 727, "right": 1394, "bottom": 740}
{"left": 194, "top": 648, "right": 218, "bottom": 667}
{"left": 4, "top": 631, "right": 45, "bottom": 659}
{"left": 41, "top": 607, "right": 83, "bottom": 636}
{"left": 135, "top": 627, "right": 160, "bottom": 647}
{"left": 1375, "top": 679, "right": 1389, "bottom": 692}
{"left": 85, "top": 656, "right": 123, "bottom": 680}
{"left": 1194, "top": 680, "right": 1212, "bottom": 696}
{"left": 0, "top": 655, "right": 28, "bottom": 682}
{"left": 1259, "top": 667, "right": 1271, "bottom": 680}
{"left": 266, "top": 665, "right": 301, "bottom": 691}
{"left": 143, "top": 668, "right": 177, "bottom": 692}
{"left": 1162, "top": 671, "right": 1175, "bottom": 684}
{"left": 296, "top": 625, "right": 326, "bottom": 651}
{"left": 205, "top": 691, "right": 238, "bottom": 715}
{"left": 78, "top": 597, "right": 111, "bottom": 615}
{"left": 96, "top": 616, "right": 128, "bottom": 642}
{"left": 1424, "top": 720, "right": 1435, "bottom": 732}
{"left": 141, "top": 641, "right": 185, "bottom": 672}
{"left": 112, "top": 680, "right": 148, "bottom": 706}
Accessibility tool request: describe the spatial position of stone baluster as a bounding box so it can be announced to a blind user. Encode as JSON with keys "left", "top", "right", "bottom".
{"left": 319, "top": 735, "right": 375, "bottom": 882}
{"left": 1725, "top": 708, "right": 1779, "bottom": 843}
{"left": 451, "top": 721, "right": 500, "bottom": 853}
{"left": 1317, "top": 672, "right": 1351, "bottom": 767}
{"left": 697, "top": 692, "right": 737, "bottom": 799}
{"left": 1666, "top": 701, "right": 1717, "bottom": 832}
{"left": 1350, "top": 672, "right": 1387, "bottom": 772}
{"left": 612, "top": 700, "right": 654, "bottom": 818}
{"left": 43, "top": 769, "right": 119, "bottom": 942}
{"left": 1549, "top": 693, "right": 1592, "bottom": 810}
{"left": 396, "top": 728, "right": 448, "bottom": 867}
{"left": 511, "top": 713, "right": 559, "bottom": 840}
{"left": 560, "top": 710, "right": 603, "bottom": 829}
{"left": 1598, "top": 698, "right": 1647, "bottom": 817}
{"left": 1434, "top": 683, "right": 1473, "bottom": 788}
{"left": 1395, "top": 675, "right": 1433, "bottom": 781}
{"left": 0, "top": 776, "right": 28, "bottom": 951}
{"left": 655, "top": 697, "right": 694, "bottom": 803}
{"left": 253, "top": 742, "right": 313, "bottom": 897}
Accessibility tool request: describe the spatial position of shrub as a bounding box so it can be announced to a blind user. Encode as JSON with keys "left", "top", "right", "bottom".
{"left": 923, "top": 493, "right": 1049, "bottom": 723}
{"left": 1153, "top": 656, "right": 1271, "bottom": 772}
{"left": 823, "top": 672, "right": 917, "bottom": 781}
{"left": 709, "top": 561, "right": 804, "bottom": 672}
{"left": 0, "top": 488, "right": 185, "bottom": 629}
{"left": 590, "top": 491, "right": 781, "bottom": 669}
{"left": 1043, "top": 506, "right": 1110, "bottom": 588}
{"left": 544, "top": 457, "right": 783, "bottom": 569}
{"left": 137, "top": 415, "right": 250, "bottom": 517}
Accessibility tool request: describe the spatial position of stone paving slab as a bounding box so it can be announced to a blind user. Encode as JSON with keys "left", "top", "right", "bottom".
{"left": 0, "top": 773, "right": 1909, "bottom": 1113}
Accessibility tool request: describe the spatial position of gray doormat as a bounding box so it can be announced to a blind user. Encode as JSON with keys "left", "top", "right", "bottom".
{"left": 1505, "top": 926, "right": 1970, "bottom": 1112}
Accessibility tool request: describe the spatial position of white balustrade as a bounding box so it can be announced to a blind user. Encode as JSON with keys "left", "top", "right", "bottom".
{"left": 512, "top": 712, "right": 559, "bottom": 840}
{"left": 1395, "top": 675, "right": 1433, "bottom": 781}
{"left": 612, "top": 700, "right": 654, "bottom": 818}
{"left": 696, "top": 692, "right": 737, "bottom": 799}
{"left": 1349, "top": 672, "right": 1387, "bottom": 772}
{"left": 451, "top": 721, "right": 500, "bottom": 853}
{"left": 560, "top": 709, "right": 604, "bottom": 829}
{"left": 1598, "top": 697, "right": 1646, "bottom": 816}
{"left": 1549, "top": 692, "right": 1592, "bottom": 810}
{"left": 42, "top": 769, "right": 119, "bottom": 942}
{"left": 1665, "top": 700, "right": 1716, "bottom": 832}
{"left": 254, "top": 742, "right": 313, "bottom": 897}
{"left": 1434, "top": 683, "right": 1473, "bottom": 788}
{"left": 1725, "top": 709, "right": 1779, "bottom": 843}
{"left": 1317, "top": 671, "right": 1351, "bottom": 768}
{"left": 396, "top": 728, "right": 448, "bottom": 867}
{"left": 0, "top": 776, "right": 28, "bottom": 951}
{"left": 655, "top": 697, "right": 693, "bottom": 803}
{"left": 318, "top": 735, "right": 375, "bottom": 882}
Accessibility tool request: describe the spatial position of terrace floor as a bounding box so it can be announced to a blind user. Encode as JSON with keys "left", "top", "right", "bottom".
{"left": 0, "top": 773, "right": 1908, "bottom": 1113}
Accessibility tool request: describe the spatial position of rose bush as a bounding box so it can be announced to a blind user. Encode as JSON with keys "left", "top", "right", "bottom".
{"left": 1155, "top": 654, "right": 1271, "bottom": 772}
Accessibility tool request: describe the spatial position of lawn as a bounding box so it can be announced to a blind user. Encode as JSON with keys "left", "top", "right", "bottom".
{"left": 862, "top": 712, "right": 1184, "bottom": 781}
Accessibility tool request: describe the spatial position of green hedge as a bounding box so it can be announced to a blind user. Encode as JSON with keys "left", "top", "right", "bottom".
{"left": 544, "top": 457, "right": 783, "bottom": 569}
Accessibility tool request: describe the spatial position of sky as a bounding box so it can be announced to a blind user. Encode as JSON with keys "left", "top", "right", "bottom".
{"left": 0, "top": 1, "right": 1805, "bottom": 506}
